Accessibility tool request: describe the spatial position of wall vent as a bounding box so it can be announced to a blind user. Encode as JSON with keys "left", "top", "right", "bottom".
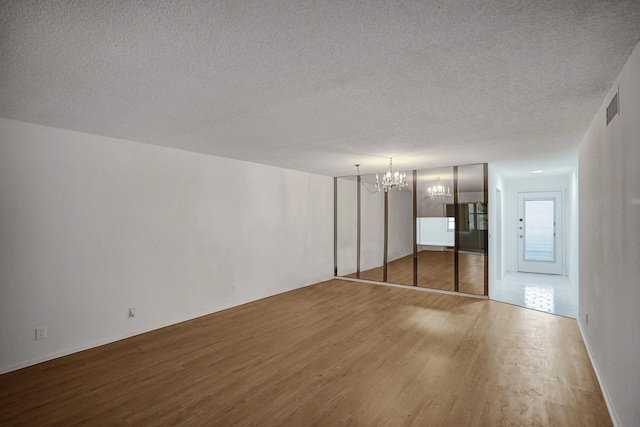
{"left": 606, "top": 88, "right": 619, "bottom": 125}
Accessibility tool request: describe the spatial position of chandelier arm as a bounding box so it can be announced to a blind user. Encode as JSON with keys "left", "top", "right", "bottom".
{"left": 354, "top": 159, "right": 411, "bottom": 193}
{"left": 355, "top": 164, "right": 387, "bottom": 194}
{"left": 361, "top": 180, "right": 380, "bottom": 194}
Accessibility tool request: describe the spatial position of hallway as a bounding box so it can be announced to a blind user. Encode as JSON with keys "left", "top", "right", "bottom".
{"left": 491, "top": 272, "right": 578, "bottom": 318}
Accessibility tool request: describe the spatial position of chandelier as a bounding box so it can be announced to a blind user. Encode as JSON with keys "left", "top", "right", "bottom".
{"left": 427, "top": 177, "right": 451, "bottom": 199}
{"left": 375, "top": 158, "right": 408, "bottom": 192}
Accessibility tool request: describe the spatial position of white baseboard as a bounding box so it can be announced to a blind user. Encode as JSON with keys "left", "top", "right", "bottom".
{"left": 0, "top": 279, "right": 324, "bottom": 375}
{"left": 577, "top": 318, "right": 620, "bottom": 427}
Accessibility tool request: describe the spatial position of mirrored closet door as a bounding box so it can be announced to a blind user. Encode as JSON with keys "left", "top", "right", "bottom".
{"left": 334, "top": 163, "right": 487, "bottom": 296}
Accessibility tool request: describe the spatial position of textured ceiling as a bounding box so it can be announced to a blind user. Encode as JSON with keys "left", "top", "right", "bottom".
{"left": 1, "top": 0, "right": 639, "bottom": 177}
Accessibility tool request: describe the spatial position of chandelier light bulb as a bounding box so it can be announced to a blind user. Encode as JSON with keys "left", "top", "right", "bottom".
{"left": 427, "top": 177, "right": 451, "bottom": 199}
{"left": 375, "top": 158, "right": 408, "bottom": 192}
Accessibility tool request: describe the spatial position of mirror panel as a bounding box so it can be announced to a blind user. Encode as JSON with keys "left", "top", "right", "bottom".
{"left": 336, "top": 176, "right": 357, "bottom": 277}
{"left": 416, "top": 168, "right": 455, "bottom": 291}
{"left": 387, "top": 173, "right": 414, "bottom": 286}
{"left": 357, "top": 174, "right": 384, "bottom": 282}
{"left": 457, "top": 164, "right": 487, "bottom": 295}
{"left": 334, "top": 163, "right": 487, "bottom": 296}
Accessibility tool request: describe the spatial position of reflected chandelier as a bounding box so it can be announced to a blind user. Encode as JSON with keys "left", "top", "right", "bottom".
{"left": 427, "top": 177, "right": 451, "bottom": 199}
{"left": 375, "top": 158, "right": 408, "bottom": 192}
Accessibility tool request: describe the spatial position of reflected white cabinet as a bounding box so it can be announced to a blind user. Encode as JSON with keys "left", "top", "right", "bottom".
{"left": 416, "top": 217, "right": 454, "bottom": 246}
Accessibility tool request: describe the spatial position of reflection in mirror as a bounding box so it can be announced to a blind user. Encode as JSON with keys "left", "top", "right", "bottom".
{"left": 335, "top": 163, "right": 487, "bottom": 296}
{"left": 416, "top": 168, "right": 455, "bottom": 291}
{"left": 386, "top": 173, "right": 414, "bottom": 286}
{"left": 339, "top": 174, "right": 384, "bottom": 282}
{"left": 457, "top": 164, "right": 487, "bottom": 295}
{"left": 357, "top": 174, "right": 384, "bottom": 282}
{"left": 336, "top": 176, "right": 357, "bottom": 277}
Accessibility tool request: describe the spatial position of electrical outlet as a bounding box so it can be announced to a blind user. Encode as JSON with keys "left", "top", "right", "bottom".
{"left": 129, "top": 307, "right": 136, "bottom": 318}
{"left": 231, "top": 284, "right": 237, "bottom": 293}
{"left": 36, "top": 327, "right": 46, "bottom": 340}
{"left": 586, "top": 313, "right": 589, "bottom": 324}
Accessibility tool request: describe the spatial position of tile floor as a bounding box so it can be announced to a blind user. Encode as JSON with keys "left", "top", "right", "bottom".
{"left": 490, "top": 272, "right": 578, "bottom": 318}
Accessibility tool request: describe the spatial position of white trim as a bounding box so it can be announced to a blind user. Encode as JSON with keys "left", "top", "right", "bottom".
{"left": 578, "top": 318, "right": 620, "bottom": 427}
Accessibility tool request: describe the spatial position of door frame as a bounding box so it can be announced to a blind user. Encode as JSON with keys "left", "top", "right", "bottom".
{"left": 516, "top": 191, "right": 564, "bottom": 275}
{"left": 495, "top": 188, "right": 502, "bottom": 279}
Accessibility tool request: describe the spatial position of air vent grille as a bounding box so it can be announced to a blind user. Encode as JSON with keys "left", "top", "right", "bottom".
{"left": 606, "top": 89, "right": 619, "bottom": 125}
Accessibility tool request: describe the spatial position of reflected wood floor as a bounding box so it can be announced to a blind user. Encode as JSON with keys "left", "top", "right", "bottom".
{"left": 0, "top": 279, "right": 610, "bottom": 426}
{"left": 348, "top": 250, "right": 485, "bottom": 295}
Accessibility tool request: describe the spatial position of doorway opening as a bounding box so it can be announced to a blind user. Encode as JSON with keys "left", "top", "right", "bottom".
{"left": 491, "top": 189, "right": 575, "bottom": 317}
{"left": 517, "top": 191, "right": 563, "bottom": 275}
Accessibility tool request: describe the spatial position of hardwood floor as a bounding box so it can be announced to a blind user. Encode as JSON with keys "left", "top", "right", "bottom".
{"left": 347, "top": 250, "right": 485, "bottom": 295}
{"left": 0, "top": 279, "right": 610, "bottom": 426}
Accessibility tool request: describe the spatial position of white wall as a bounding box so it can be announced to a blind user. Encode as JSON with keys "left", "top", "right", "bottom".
{"left": 567, "top": 168, "right": 579, "bottom": 295}
{"left": 387, "top": 175, "right": 414, "bottom": 262}
{"left": 578, "top": 40, "right": 640, "bottom": 427}
{"left": 0, "top": 118, "right": 334, "bottom": 374}
{"left": 359, "top": 176, "right": 385, "bottom": 271}
{"left": 336, "top": 177, "right": 357, "bottom": 276}
{"left": 488, "top": 165, "right": 506, "bottom": 282}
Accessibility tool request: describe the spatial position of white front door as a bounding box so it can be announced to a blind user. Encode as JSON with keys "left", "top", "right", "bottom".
{"left": 517, "top": 191, "right": 563, "bottom": 275}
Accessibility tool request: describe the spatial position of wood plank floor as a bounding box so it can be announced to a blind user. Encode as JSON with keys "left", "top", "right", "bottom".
{"left": 347, "top": 250, "right": 485, "bottom": 295}
{"left": 0, "top": 279, "right": 610, "bottom": 426}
